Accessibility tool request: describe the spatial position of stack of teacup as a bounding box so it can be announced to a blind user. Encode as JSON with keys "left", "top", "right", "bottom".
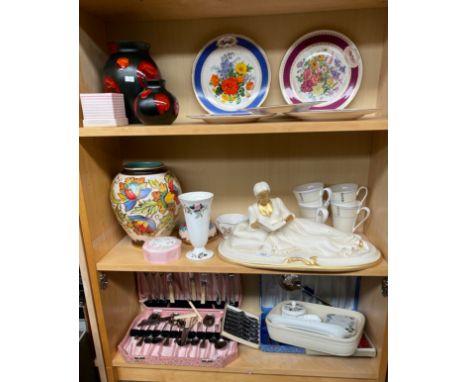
{"left": 293, "top": 182, "right": 370, "bottom": 233}
{"left": 293, "top": 182, "right": 331, "bottom": 224}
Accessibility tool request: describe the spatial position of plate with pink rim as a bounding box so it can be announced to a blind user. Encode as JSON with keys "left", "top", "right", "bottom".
{"left": 279, "top": 30, "right": 363, "bottom": 110}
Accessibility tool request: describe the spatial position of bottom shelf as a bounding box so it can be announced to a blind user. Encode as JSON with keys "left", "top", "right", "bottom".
{"left": 112, "top": 345, "right": 380, "bottom": 381}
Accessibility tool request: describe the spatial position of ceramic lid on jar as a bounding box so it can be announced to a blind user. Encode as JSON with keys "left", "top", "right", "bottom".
{"left": 122, "top": 161, "right": 167, "bottom": 175}
{"left": 143, "top": 236, "right": 181, "bottom": 255}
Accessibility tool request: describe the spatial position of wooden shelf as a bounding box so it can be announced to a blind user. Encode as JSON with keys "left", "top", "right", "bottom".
{"left": 96, "top": 236, "right": 388, "bottom": 276}
{"left": 112, "top": 346, "right": 379, "bottom": 380}
{"left": 79, "top": 118, "right": 387, "bottom": 138}
{"left": 80, "top": 0, "right": 387, "bottom": 21}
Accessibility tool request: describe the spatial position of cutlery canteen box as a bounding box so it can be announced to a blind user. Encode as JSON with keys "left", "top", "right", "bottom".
{"left": 117, "top": 272, "right": 241, "bottom": 367}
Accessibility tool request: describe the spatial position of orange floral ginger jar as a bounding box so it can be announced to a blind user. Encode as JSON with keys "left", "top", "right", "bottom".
{"left": 110, "top": 162, "right": 182, "bottom": 245}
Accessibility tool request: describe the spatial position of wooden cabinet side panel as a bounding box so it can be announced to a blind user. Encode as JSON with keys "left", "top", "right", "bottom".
{"left": 79, "top": 231, "right": 108, "bottom": 382}
{"left": 100, "top": 272, "right": 141, "bottom": 358}
{"left": 359, "top": 277, "right": 387, "bottom": 382}
{"left": 79, "top": 11, "right": 108, "bottom": 126}
{"left": 365, "top": 131, "right": 388, "bottom": 260}
{"left": 79, "top": 139, "right": 124, "bottom": 263}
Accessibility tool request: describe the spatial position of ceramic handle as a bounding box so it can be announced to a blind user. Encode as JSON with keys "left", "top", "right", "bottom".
{"left": 356, "top": 186, "right": 368, "bottom": 204}
{"left": 315, "top": 207, "right": 329, "bottom": 224}
{"left": 353, "top": 207, "right": 371, "bottom": 232}
{"left": 321, "top": 187, "right": 332, "bottom": 207}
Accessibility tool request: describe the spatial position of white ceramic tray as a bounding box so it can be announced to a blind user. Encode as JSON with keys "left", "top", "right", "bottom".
{"left": 218, "top": 236, "right": 381, "bottom": 273}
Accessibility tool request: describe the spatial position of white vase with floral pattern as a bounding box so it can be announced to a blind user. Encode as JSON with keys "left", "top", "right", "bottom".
{"left": 179, "top": 191, "right": 214, "bottom": 261}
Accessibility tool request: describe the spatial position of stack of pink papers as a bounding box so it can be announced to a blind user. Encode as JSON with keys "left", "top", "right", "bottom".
{"left": 80, "top": 93, "right": 129, "bottom": 127}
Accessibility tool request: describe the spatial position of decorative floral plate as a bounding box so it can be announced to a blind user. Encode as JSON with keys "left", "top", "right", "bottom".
{"left": 187, "top": 112, "right": 275, "bottom": 124}
{"left": 192, "top": 34, "right": 271, "bottom": 114}
{"left": 279, "top": 30, "right": 362, "bottom": 109}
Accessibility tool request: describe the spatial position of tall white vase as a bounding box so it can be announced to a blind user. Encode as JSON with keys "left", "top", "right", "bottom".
{"left": 179, "top": 191, "right": 214, "bottom": 261}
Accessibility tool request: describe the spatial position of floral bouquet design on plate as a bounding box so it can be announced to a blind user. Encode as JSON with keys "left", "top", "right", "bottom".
{"left": 295, "top": 52, "right": 347, "bottom": 101}
{"left": 210, "top": 52, "right": 255, "bottom": 104}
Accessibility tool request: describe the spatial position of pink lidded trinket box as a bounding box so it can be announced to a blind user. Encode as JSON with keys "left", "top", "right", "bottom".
{"left": 143, "top": 237, "right": 181, "bottom": 264}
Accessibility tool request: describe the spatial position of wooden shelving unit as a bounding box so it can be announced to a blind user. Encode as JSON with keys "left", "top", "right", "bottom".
{"left": 79, "top": 2, "right": 388, "bottom": 382}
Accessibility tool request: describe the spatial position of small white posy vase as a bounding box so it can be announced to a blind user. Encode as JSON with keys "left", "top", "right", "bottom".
{"left": 179, "top": 191, "right": 214, "bottom": 261}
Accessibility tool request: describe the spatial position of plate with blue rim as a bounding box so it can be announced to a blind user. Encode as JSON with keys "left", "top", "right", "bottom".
{"left": 192, "top": 34, "right": 271, "bottom": 114}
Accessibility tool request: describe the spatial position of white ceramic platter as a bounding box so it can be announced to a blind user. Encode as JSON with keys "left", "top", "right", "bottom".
{"left": 279, "top": 30, "right": 363, "bottom": 109}
{"left": 286, "top": 108, "right": 378, "bottom": 121}
{"left": 187, "top": 113, "right": 275, "bottom": 124}
{"left": 245, "top": 101, "right": 324, "bottom": 115}
{"left": 192, "top": 34, "right": 271, "bottom": 114}
{"left": 218, "top": 240, "right": 382, "bottom": 273}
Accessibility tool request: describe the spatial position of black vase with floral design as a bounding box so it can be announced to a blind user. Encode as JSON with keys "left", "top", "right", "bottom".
{"left": 102, "top": 41, "right": 162, "bottom": 124}
{"left": 134, "top": 80, "right": 179, "bottom": 125}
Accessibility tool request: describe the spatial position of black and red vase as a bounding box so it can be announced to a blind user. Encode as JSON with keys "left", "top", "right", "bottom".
{"left": 134, "top": 80, "right": 179, "bottom": 125}
{"left": 102, "top": 41, "right": 161, "bottom": 124}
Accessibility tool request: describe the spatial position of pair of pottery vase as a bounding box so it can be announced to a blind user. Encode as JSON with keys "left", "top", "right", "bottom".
{"left": 103, "top": 41, "right": 178, "bottom": 125}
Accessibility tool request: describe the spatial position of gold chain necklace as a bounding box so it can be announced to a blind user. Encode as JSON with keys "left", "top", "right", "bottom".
{"left": 257, "top": 201, "right": 273, "bottom": 217}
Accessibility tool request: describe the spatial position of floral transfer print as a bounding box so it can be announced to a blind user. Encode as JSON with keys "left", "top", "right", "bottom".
{"left": 111, "top": 173, "right": 181, "bottom": 237}
{"left": 184, "top": 203, "right": 208, "bottom": 219}
{"left": 295, "top": 52, "right": 347, "bottom": 100}
{"left": 210, "top": 52, "right": 255, "bottom": 104}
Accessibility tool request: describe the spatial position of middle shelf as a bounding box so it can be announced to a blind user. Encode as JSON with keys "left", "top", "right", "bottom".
{"left": 96, "top": 235, "right": 388, "bottom": 276}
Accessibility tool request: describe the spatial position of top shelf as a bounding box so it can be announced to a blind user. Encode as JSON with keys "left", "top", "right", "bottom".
{"left": 80, "top": 0, "right": 387, "bottom": 21}
{"left": 79, "top": 118, "right": 387, "bottom": 138}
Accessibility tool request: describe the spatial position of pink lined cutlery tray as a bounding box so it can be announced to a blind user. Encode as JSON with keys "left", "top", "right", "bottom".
{"left": 118, "top": 307, "right": 238, "bottom": 367}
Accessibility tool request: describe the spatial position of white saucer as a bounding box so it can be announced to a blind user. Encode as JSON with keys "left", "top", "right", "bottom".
{"left": 286, "top": 108, "right": 378, "bottom": 121}
{"left": 187, "top": 113, "right": 275, "bottom": 124}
